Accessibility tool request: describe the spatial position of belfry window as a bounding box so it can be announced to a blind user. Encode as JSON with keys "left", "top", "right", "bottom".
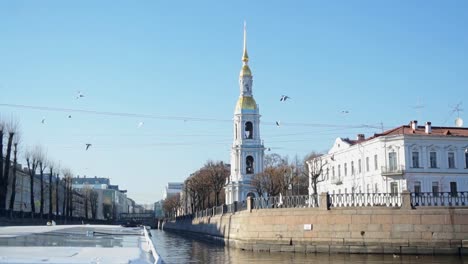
{"left": 245, "top": 122, "right": 253, "bottom": 139}
{"left": 246, "top": 156, "right": 254, "bottom": 174}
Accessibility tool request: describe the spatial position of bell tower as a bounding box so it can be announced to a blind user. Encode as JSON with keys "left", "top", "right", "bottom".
{"left": 225, "top": 23, "right": 265, "bottom": 204}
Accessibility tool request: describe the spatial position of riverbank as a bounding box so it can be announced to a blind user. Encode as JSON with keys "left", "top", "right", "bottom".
{"left": 163, "top": 195, "right": 468, "bottom": 255}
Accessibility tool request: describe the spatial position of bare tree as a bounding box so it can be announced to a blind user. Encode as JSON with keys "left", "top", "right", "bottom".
{"left": 0, "top": 120, "right": 4, "bottom": 210}
{"left": 83, "top": 184, "right": 92, "bottom": 220}
{"left": 205, "top": 161, "right": 229, "bottom": 206}
{"left": 0, "top": 120, "right": 17, "bottom": 210}
{"left": 62, "top": 168, "right": 73, "bottom": 219}
{"left": 55, "top": 171, "right": 60, "bottom": 217}
{"left": 48, "top": 162, "right": 55, "bottom": 220}
{"left": 8, "top": 134, "right": 21, "bottom": 215}
{"left": 184, "top": 177, "right": 198, "bottom": 214}
{"left": 255, "top": 153, "right": 291, "bottom": 197}
{"left": 252, "top": 172, "right": 268, "bottom": 197}
{"left": 25, "top": 146, "right": 41, "bottom": 216}
{"left": 163, "top": 193, "right": 181, "bottom": 218}
{"left": 89, "top": 189, "right": 99, "bottom": 220}
{"left": 306, "top": 152, "right": 328, "bottom": 206}
{"left": 37, "top": 152, "right": 47, "bottom": 218}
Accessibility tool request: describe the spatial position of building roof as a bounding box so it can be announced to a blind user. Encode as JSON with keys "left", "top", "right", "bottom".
{"left": 73, "top": 177, "right": 110, "bottom": 185}
{"left": 343, "top": 121, "right": 468, "bottom": 146}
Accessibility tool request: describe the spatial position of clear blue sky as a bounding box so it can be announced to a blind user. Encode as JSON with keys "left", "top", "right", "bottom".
{"left": 1, "top": 1, "right": 467, "bottom": 203}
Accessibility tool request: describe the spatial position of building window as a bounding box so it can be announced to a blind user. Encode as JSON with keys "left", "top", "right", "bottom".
{"left": 345, "top": 188, "right": 347, "bottom": 194}
{"left": 332, "top": 166, "right": 335, "bottom": 178}
{"left": 374, "top": 183, "right": 378, "bottom": 193}
{"left": 412, "top": 152, "right": 419, "bottom": 168}
{"left": 325, "top": 168, "right": 329, "bottom": 180}
{"left": 448, "top": 152, "right": 455, "bottom": 168}
{"left": 388, "top": 152, "right": 397, "bottom": 171}
{"left": 244, "top": 122, "right": 253, "bottom": 139}
{"left": 366, "top": 157, "right": 370, "bottom": 172}
{"left": 390, "top": 182, "right": 398, "bottom": 196}
{"left": 430, "top": 151, "right": 437, "bottom": 168}
{"left": 465, "top": 152, "right": 468, "bottom": 168}
{"left": 351, "top": 161, "right": 355, "bottom": 175}
{"left": 344, "top": 163, "right": 347, "bottom": 177}
{"left": 246, "top": 156, "right": 254, "bottom": 174}
{"left": 235, "top": 124, "right": 238, "bottom": 140}
{"left": 358, "top": 159, "right": 362, "bottom": 174}
{"left": 414, "top": 181, "right": 421, "bottom": 194}
{"left": 432, "top": 182, "right": 439, "bottom": 196}
{"left": 366, "top": 184, "right": 370, "bottom": 194}
{"left": 450, "top": 182, "right": 457, "bottom": 197}
{"left": 374, "top": 155, "right": 378, "bottom": 170}
{"left": 338, "top": 165, "right": 341, "bottom": 177}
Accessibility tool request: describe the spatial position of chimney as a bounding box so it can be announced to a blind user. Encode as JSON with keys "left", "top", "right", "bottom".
{"left": 356, "top": 134, "right": 365, "bottom": 141}
{"left": 425, "top": 121, "right": 432, "bottom": 134}
{"left": 411, "top": 120, "right": 418, "bottom": 130}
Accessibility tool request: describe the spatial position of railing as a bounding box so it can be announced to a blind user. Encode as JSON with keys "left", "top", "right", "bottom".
{"left": 253, "top": 194, "right": 319, "bottom": 209}
{"left": 328, "top": 192, "right": 401, "bottom": 207}
{"left": 238, "top": 200, "right": 247, "bottom": 211}
{"left": 411, "top": 192, "right": 468, "bottom": 207}
{"left": 183, "top": 191, "right": 468, "bottom": 220}
{"left": 381, "top": 165, "right": 405, "bottom": 176}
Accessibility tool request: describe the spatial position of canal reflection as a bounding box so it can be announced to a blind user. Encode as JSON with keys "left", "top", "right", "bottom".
{"left": 151, "top": 230, "right": 467, "bottom": 264}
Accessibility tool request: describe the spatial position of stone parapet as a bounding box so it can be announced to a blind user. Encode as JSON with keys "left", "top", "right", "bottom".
{"left": 163, "top": 206, "right": 468, "bottom": 255}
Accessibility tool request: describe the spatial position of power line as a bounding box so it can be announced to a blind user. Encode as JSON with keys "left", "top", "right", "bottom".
{"left": 0, "top": 103, "right": 382, "bottom": 129}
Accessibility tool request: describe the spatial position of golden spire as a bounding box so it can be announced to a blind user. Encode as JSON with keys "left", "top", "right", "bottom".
{"left": 240, "top": 21, "right": 252, "bottom": 77}
{"left": 242, "top": 21, "right": 249, "bottom": 63}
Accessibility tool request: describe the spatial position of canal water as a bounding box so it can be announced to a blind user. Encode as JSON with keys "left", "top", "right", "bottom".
{"left": 150, "top": 229, "right": 467, "bottom": 264}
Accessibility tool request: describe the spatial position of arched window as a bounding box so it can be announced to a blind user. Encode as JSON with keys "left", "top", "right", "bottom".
{"left": 246, "top": 156, "right": 254, "bottom": 174}
{"left": 245, "top": 122, "right": 253, "bottom": 139}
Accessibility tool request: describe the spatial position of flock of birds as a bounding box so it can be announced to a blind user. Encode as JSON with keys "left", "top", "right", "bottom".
{"left": 38, "top": 92, "right": 350, "bottom": 151}
{"left": 39, "top": 91, "right": 147, "bottom": 151}
{"left": 275, "top": 95, "right": 350, "bottom": 127}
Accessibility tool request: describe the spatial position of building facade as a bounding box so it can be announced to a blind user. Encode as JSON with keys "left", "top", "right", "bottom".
{"left": 163, "top": 182, "right": 183, "bottom": 200}
{"left": 308, "top": 121, "right": 468, "bottom": 195}
{"left": 225, "top": 24, "right": 265, "bottom": 204}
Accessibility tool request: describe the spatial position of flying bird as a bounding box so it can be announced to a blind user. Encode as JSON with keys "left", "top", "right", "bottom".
{"left": 137, "top": 121, "right": 144, "bottom": 128}
{"left": 41, "top": 117, "right": 46, "bottom": 124}
{"left": 275, "top": 121, "right": 280, "bottom": 127}
{"left": 280, "top": 95, "right": 290, "bottom": 102}
{"left": 76, "top": 91, "right": 85, "bottom": 99}
{"left": 341, "top": 110, "right": 349, "bottom": 114}
{"left": 68, "top": 115, "right": 72, "bottom": 118}
{"left": 85, "top": 143, "right": 92, "bottom": 150}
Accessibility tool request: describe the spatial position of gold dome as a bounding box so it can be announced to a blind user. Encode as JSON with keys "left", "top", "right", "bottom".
{"left": 240, "top": 65, "right": 252, "bottom": 77}
{"left": 235, "top": 96, "right": 257, "bottom": 112}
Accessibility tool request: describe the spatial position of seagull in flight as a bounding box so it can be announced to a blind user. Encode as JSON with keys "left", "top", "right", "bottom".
{"left": 341, "top": 110, "right": 349, "bottom": 114}
{"left": 275, "top": 121, "right": 280, "bottom": 127}
{"left": 76, "top": 91, "right": 85, "bottom": 99}
{"left": 280, "top": 95, "right": 291, "bottom": 102}
{"left": 41, "top": 117, "right": 46, "bottom": 124}
{"left": 68, "top": 115, "right": 72, "bottom": 119}
{"left": 85, "top": 143, "right": 92, "bottom": 151}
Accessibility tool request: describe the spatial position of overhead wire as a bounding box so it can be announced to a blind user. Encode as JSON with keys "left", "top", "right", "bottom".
{"left": 0, "top": 103, "right": 382, "bottom": 129}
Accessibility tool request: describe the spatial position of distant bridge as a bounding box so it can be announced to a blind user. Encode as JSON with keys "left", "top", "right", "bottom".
{"left": 118, "top": 213, "right": 159, "bottom": 229}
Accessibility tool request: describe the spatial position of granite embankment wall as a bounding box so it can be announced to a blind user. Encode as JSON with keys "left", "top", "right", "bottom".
{"left": 163, "top": 203, "right": 468, "bottom": 255}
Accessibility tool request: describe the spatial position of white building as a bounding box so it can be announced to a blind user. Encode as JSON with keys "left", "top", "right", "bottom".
{"left": 163, "top": 182, "right": 183, "bottom": 200}
{"left": 308, "top": 121, "right": 468, "bottom": 196}
{"left": 225, "top": 24, "right": 265, "bottom": 204}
